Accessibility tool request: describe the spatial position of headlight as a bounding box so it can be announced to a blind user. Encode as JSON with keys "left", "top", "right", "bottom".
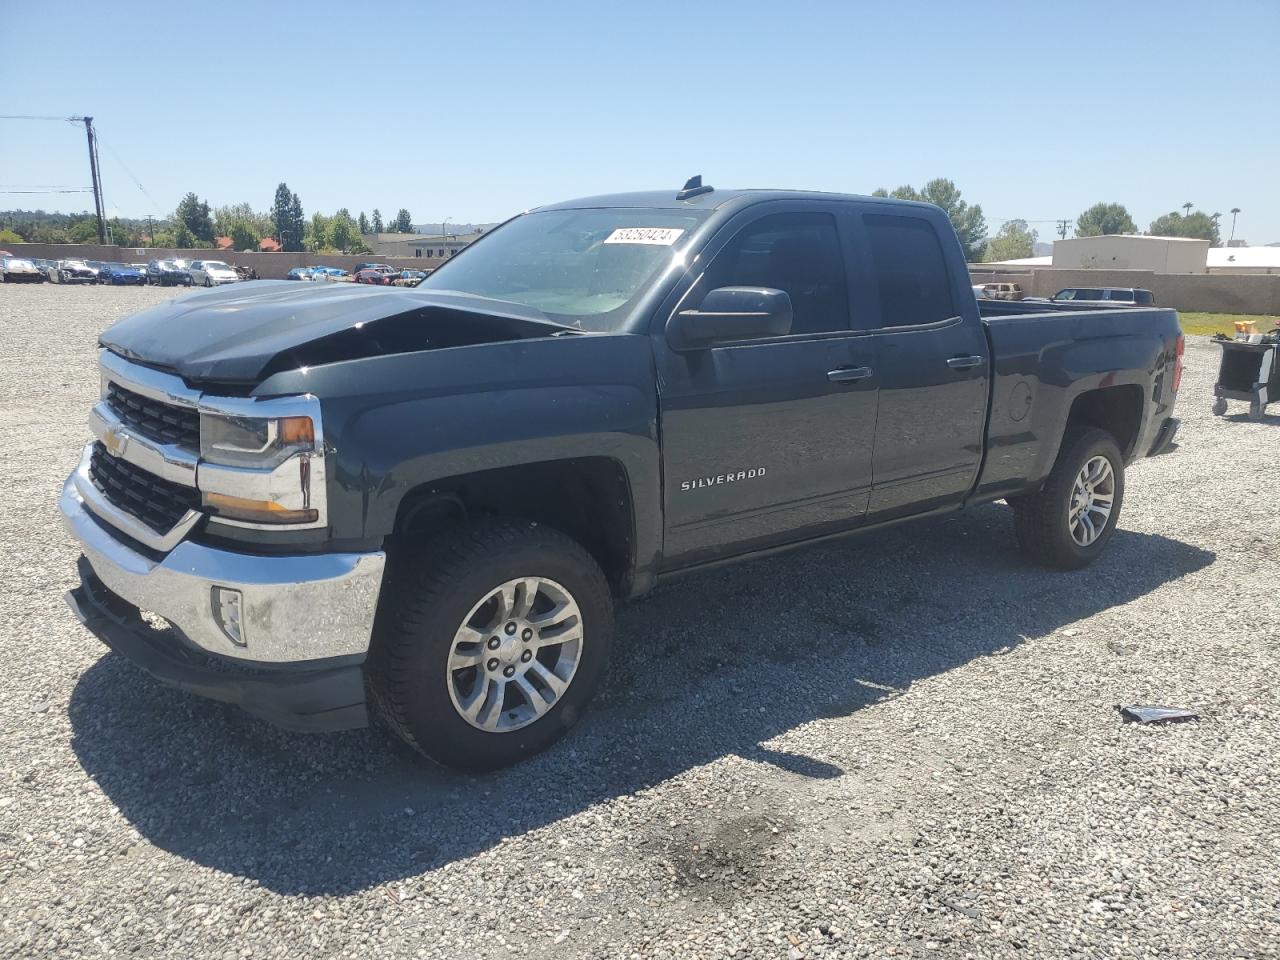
{"left": 196, "top": 400, "right": 326, "bottom": 528}
{"left": 200, "top": 413, "right": 314, "bottom": 469}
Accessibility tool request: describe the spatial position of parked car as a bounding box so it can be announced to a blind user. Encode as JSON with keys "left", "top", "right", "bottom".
{"left": 233, "top": 265, "right": 260, "bottom": 281}
{"left": 981, "top": 282, "right": 1023, "bottom": 301}
{"left": 393, "top": 269, "right": 428, "bottom": 287}
{"left": 1, "top": 256, "right": 45, "bottom": 282}
{"left": 61, "top": 182, "right": 1185, "bottom": 771}
{"left": 146, "top": 259, "right": 193, "bottom": 286}
{"left": 31, "top": 258, "right": 59, "bottom": 280}
{"left": 353, "top": 268, "right": 395, "bottom": 285}
{"left": 97, "top": 262, "right": 147, "bottom": 286}
{"left": 353, "top": 262, "right": 396, "bottom": 275}
{"left": 310, "top": 266, "right": 350, "bottom": 281}
{"left": 1050, "top": 287, "right": 1155, "bottom": 306}
{"left": 52, "top": 259, "right": 99, "bottom": 284}
{"left": 285, "top": 267, "right": 314, "bottom": 281}
{"left": 188, "top": 260, "right": 240, "bottom": 287}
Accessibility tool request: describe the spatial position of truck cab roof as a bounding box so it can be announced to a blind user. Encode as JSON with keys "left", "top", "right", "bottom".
{"left": 536, "top": 187, "right": 937, "bottom": 216}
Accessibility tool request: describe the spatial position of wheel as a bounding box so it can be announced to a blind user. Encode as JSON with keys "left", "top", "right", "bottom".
{"left": 1212, "top": 398, "right": 1228, "bottom": 416}
{"left": 1249, "top": 399, "right": 1263, "bottom": 421}
{"left": 1010, "top": 427, "right": 1125, "bottom": 570}
{"left": 204, "top": 276, "right": 212, "bottom": 287}
{"left": 369, "top": 519, "right": 613, "bottom": 770}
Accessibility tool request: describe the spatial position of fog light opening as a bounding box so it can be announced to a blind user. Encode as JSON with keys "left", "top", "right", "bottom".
{"left": 211, "top": 587, "right": 246, "bottom": 647}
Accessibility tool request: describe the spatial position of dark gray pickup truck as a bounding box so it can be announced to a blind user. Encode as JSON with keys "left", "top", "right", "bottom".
{"left": 62, "top": 180, "right": 1183, "bottom": 769}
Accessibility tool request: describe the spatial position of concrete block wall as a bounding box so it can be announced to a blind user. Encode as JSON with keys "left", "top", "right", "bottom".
{"left": 968, "top": 267, "right": 1280, "bottom": 316}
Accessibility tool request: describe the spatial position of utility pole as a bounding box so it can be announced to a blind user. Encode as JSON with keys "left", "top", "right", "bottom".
{"left": 1056, "top": 219, "right": 1072, "bottom": 239}
{"left": 79, "top": 117, "right": 107, "bottom": 244}
{"left": 146, "top": 215, "right": 155, "bottom": 247}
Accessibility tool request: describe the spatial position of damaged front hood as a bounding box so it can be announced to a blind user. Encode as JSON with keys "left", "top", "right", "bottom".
{"left": 99, "top": 281, "right": 572, "bottom": 385}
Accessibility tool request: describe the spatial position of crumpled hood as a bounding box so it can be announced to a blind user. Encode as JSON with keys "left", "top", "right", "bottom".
{"left": 99, "top": 280, "right": 567, "bottom": 385}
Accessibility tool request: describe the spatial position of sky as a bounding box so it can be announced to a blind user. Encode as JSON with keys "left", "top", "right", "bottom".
{"left": 2, "top": 0, "right": 1277, "bottom": 243}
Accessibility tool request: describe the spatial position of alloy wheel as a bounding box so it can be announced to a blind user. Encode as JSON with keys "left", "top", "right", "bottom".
{"left": 1069, "top": 455, "right": 1115, "bottom": 546}
{"left": 446, "top": 577, "right": 583, "bottom": 732}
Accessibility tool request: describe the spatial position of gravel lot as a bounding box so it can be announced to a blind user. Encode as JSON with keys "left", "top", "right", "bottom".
{"left": 1, "top": 283, "right": 1277, "bottom": 959}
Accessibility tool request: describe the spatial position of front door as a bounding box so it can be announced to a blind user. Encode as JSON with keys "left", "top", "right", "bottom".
{"left": 653, "top": 206, "right": 880, "bottom": 568}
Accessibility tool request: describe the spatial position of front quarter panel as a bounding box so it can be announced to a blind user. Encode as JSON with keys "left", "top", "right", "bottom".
{"left": 254, "top": 333, "right": 661, "bottom": 586}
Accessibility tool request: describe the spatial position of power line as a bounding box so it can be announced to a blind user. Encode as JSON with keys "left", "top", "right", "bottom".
{"left": 0, "top": 114, "right": 83, "bottom": 121}
{"left": 0, "top": 188, "right": 92, "bottom": 194}
{"left": 96, "top": 135, "right": 165, "bottom": 216}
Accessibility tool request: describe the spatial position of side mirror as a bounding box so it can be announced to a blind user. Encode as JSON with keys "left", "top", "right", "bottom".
{"left": 666, "top": 286, "right": 793, "bottom": 350}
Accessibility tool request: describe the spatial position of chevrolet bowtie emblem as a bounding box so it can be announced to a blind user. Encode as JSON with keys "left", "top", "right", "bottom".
{"left": 103, "top": 427, "right": 129, "bottom": 458}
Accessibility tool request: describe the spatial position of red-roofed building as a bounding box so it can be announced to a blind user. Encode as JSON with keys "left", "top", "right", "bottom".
{"left": 258, "top": 237, "right": 281, "bottom": 252}
{"left": 214, "top": 236, "right": 234, "bottom": 250}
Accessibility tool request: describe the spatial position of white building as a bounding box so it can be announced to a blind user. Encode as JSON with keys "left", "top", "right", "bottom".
{"left": 1050, "top": 235, "right": 1210, "bottom": 273}
{"left": 983, "top": 236, "right": 1280, "bottom": 275}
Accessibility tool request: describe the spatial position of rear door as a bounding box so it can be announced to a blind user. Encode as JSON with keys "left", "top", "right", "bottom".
{"left": 856, "top": 210, "right": 990, "bottom": 520}
{"left": 653, "top": 202, "right": 879, "bottom": 568}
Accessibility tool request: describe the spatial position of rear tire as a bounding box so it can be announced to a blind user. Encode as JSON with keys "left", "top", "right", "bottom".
{"left": 1248, "top": 399, "right": 1263, "bottom": 421}
{"left": 1212, "top": 398, "right": 1228, "bottom": 416}
{"left": 1010, "top": 427, "right": 1125, "bottom": 570}
{"left": 369, "top": 518, "right": 613, "bottom": 771}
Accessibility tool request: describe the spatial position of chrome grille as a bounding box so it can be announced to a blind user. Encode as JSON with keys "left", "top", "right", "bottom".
{"left": 104, "top": 381, "right": 200, "bottom": 449}
{"left": 88, "top": 442, "right": 200, "bottom": 534}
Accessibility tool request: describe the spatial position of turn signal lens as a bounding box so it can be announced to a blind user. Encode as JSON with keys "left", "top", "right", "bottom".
{"left": 279, "top": 416, "right": 315, "bottom": 445}
{"left": 1173, "top": 334, "right": 1185, "bottom": 394}
{"left": 202, "top": 492, "right": 318, "bottom": 525}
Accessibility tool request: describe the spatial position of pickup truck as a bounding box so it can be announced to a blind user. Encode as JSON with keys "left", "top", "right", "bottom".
{"left": 61, "top": 181, "right": 1183, "bottom": 770}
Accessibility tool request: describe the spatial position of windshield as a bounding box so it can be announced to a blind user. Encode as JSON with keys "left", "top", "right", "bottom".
{"left": 419, "top": 208, "right": 709, "bottom": 331}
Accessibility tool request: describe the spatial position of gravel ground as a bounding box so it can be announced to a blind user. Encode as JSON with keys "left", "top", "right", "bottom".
{"left": 1, "top": 283, "right": 1277, "bottom": 960}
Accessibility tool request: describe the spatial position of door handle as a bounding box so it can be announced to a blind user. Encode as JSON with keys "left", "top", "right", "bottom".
{"left": 946, "top": 355, "right": 985, "bottom": 370}
{"left": 827, "top": 366, "right": 873, "bottom": 383}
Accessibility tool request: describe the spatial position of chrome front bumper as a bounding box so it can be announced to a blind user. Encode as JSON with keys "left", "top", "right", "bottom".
{"left": 60, "top": 468, "right": 385, "bottom": 666}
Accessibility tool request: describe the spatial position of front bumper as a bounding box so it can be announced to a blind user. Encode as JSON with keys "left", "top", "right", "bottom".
{"left": 59, "top": 471, "right": 385, "bottom": 730}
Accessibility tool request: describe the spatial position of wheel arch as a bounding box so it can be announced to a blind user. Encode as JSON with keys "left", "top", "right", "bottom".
{"left": 390, "top": 457, "right": 639, "bottom": 598}
{"left": 1065, "top": 383, "right": 1146, "bottom": 460}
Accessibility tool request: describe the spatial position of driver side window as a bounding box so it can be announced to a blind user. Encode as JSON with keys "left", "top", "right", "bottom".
{"left": 696, "top": 212, "right": 851, "bottom": 336}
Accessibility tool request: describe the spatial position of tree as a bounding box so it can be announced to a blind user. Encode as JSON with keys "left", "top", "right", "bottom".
{"left": 174, "top": 192, "right": 214, "bottom": 244}
{"left": 1182, "top": 202, "right": 1194, "bottom": 217}
{"left": 358, "top": 211, "right": 370, "bottom": 235}
{"left": 871, "top": 178, "right": 987, "bottom": 261}
{"left": 1074, "top": 202, "right": 1137, "bottom": 237}
{"left": 173, "top": 222, "right": 195, "bottom": 248}
{"left": 67, "top": 218, "right": 99, "bottom": 243}
{"left": 271, "top": 182, "right": 306, "bottom": 252}
{"left": 214, "top": 202, "right": 272, "bottom": 239}
{"left": 229, "top": 221, "right": 259, "bottom": 251}
{"left": 371, "top": 208, "right": 384, "bottom": 233}
{"left": 984, "top": 219, "right": 1037, "bottom": 262}
{"left": 107, "top": 218, "right": 138, "bottom": 246}
{"left": 0, "top": 228, "right": 21, "bottom": 244}
{"left": 330, "top": 209, "right": 358, "bottom": 252}
{"left": 1228, "top": 207, "right": 1241, "bottom": 245}
{"left": 393, "top": 208, "right": 412, "bottom": 233}
{"left": 308, "top": 212, "right": 330, "bottom": 251}
{"left": 1149, "top": 209, "right": 1221, "bottom": 245}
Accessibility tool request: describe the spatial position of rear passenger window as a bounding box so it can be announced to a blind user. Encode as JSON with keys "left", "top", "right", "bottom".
{"left": 1134, "top": 290, "right": 1154, "bottom": 304}
{"left": 863, "top": 214, "right": 957, "bottom": 327}
{"left": 697, "top": 212, "right": 850, "bottom": 336}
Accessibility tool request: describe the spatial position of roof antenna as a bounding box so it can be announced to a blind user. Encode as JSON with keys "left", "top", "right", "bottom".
{"left": 677, "top": 175, "right": 713, "bottom": 201}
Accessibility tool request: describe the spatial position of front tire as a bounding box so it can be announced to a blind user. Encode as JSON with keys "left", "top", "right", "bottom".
{"left": 369, "top": 519, "right": 613, "bottom": 771}
{"left": 1010, "top": 427, "right": 1125, "bottom": 570}
{"left": 1212, "top": 397, "right": 1228, "bottom": 416}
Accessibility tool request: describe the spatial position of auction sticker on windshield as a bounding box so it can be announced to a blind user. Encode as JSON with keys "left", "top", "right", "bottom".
{"left": 603, "top": 227, "right": 685, "bottom": 245}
